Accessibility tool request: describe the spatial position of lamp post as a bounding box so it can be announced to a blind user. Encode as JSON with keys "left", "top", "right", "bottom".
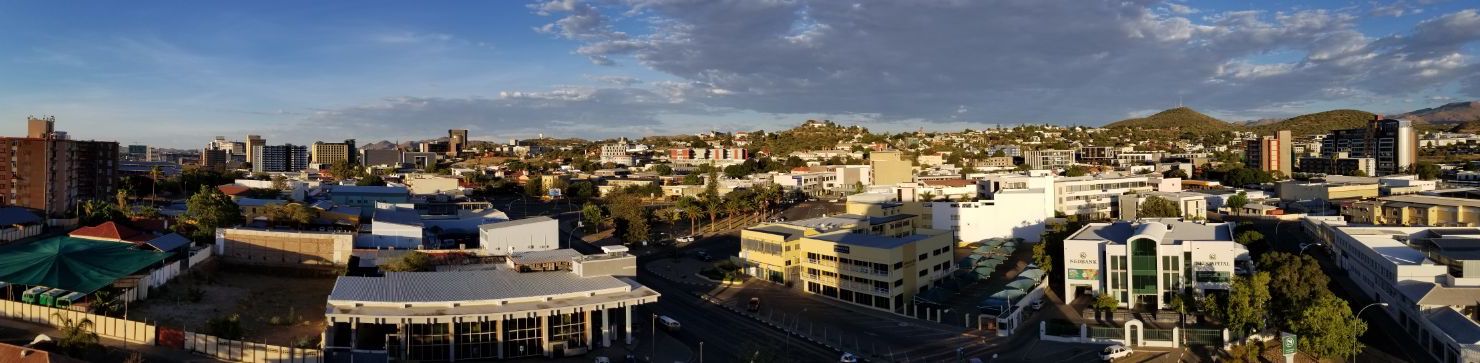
{"left": 650, "top": 313, "right": 657, "bottom": 361}
{"left": 699, "top": 341, "right": 704, "bottom": 363}
{"left": 1352, "top": 302, "right": 1389, "bottom": 363}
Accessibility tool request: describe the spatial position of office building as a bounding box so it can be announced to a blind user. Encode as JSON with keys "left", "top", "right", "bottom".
{"left": 1025, "top": 149, "right": 1077, "bottom": 170}
{"left": 215, "top": 227, "right": 355, "bottom": 269}
{"left": 1245, "top": 130, "right": 1292, "bottom": 176}
{"left": 448, "top": 129, "right": 468, "bottom": 157}
{"left": 311, "top": 139, "right": 356, "bottom": 165}
{"left": 931, "top": 175, "right": 1055, "bottom": 243}
{"left": 773, "top": 171, "right": 838, "bottom": 197}
{"left": 1298, "top": 153, "right": 1375, "bottom": 176}
{"left": 321, "top": 247, "right": 658, "bottom": 361}
{"left": 1321, "top": 117, "right": 1417, "bottom": 176}
{"left": 200, "top": 148, "right": 228, "bottom": 171}
{"left": 599, "top": 138, "right": 636, "bottom": 165}
{"left": 124, "top": 144, "right": 151, "bottom": 161}
{"left": 1078, "top": 146, "right": 1119, "bottom": 164}
{"left": 362, "top": 149, "right": 404, "bottom": 167}
{"left": 1276, "top": 179, "right": 1379, "bottom": 202}
{"left": 1343, "top": 194, "right": 1480, "bottom": 227}
{"left": 1062, "top": 219, "right": 1245, "bottom": 309}
{"left": 245, "top": 135, "right": 266, "bottom": 166}
{"left": 1053, "top": 175, "right": 1156, "bottom": 220}
{"left": 870, "top": 150, "right": 913, "bottom": 185}
{"left": 1119, "top": 191, "right": 1209, "bottom": 220}
{"left": 419, "top": 141, "right": 451, "bottom": 154}
{"left": 740, "top": 214, "right": 954, "bottom": 313}
{"left": 665, "top": 147, "right": 749, "bottom": 166}
{"left": 252, "top": 144, "right": 309, "bottom": 173}
{"left": 1304, "top": 220, "right": 1480, "bottom": 363}
{"left": 0, "top": 117, "right": 119, "bottom": 216}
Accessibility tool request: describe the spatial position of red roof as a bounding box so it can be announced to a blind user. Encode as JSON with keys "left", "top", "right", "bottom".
{"left": 218, "top": 184, "right": 251, "bottom": 196}
{"left": 922, "top": 179, "right": 973, "bottom": 187}
{"left": 70, "top": 221, "right": 152, "bottom": 243}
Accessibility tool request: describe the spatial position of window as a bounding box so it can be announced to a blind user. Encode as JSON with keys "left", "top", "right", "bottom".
{"left": 919, "top": 269, "right": 928, "bottom": 277}
{"left": 918, "top": 253, "right": 928, "bottom": 261}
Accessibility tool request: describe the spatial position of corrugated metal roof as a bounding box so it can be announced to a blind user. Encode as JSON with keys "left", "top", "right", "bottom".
{"left": 145, "top": 233, "right": 192, "bottom": 252}
{"left": 328, "top": 270, "right": 632, "bottom": 303}
{"left": 478, "top": 216, "right": 554, "bottom": 230}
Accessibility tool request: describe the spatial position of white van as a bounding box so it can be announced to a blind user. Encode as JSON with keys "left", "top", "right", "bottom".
{"left": 658, "top": 316, "right": 681, "bottom": 331}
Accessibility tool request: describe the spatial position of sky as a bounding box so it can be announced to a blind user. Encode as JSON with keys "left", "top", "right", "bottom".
{"left": 2, "top": 0, "right": 1480, "bottom": 148}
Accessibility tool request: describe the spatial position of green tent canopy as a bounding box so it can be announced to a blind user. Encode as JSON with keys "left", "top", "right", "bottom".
{"left": 0, "top": 236, "right": 170, "bottom": 294}
{"left": 1006, "top": 277, "right": 1038, "bottom": 291}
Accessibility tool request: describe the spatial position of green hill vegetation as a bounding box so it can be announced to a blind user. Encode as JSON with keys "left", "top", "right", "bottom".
{"left": 1250, "top": 109, "right": 1375, "bottom": 136}
{"left": 752, "top": 120, "right": 867, "bottom": 156}
{"left": 1104, "top": 107, "right": 1236, "bottom": 134}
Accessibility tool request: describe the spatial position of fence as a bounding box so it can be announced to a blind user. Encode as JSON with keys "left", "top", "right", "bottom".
{"left": 182, "top": 332, "right": 323, "bottom": 363}
{"left": 0, "top": 224, "right": 42, "bottom": 241}
{"left": 1185, "top": 328, "right": 1226, "bottom": 346}
{"left": 1145, "top": 328, "right": 1176, "bottom": 341}
{"left": 0, "top": 299, "right": 322, "bottom": 362}
{"left": 188, "top": 246, "right": 214, "bottom": 267}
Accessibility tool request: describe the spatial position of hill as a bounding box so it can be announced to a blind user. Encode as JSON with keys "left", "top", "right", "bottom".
{"left": 1449, "top": 120, "right": 1480, "bottom": 133}
{"left": 1249, "top": 109, "right": 1375, "bottom": 136}
{"left": 1397, "top": 101, "right": 1480, "bottom": 124}
{"left": 1103, "top": 107, "right": 1237, "bottom": 133}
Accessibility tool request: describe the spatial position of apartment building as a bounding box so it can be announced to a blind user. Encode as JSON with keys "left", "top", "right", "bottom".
{"left": 448, "top": 129, "right": 468, "bottom": 157}
{"left": 1321, "top": 117, "right": 1418, "bottom": 176}
{"left": 1245, "top": 130, "right": 1293, "bottom": 176}
{"left": 1343, "top": 195, "right": 1480, "bottom": 227}
{"left": 1298, "top": 153, "right": 1375, "bottom": 176}
{"left": 252, "top": 144, "right": 309, "bottom": 173}
{"left": 931, "top": 175, "right": 1055, "bottom": 244}
{"left": 870, "top": 150, "right": 913, "bottom": 185}
{"left": 1053, "top": 175, "right": 1156, "bottom": 220}
{"left": 200, "top": 148, "right": 228, "bottom": 171}
{"left": 311, "top": 139, "right": 356, "bottom": 165}
{"left": 774, "top": 171, "right": 838, "bottom": 197}
{"left": 740, "top": 214, "right": 954, "bottom": 313}
{"left": 1304, "top": 219, "right": 1480, "bottom": 363}
{"left": 1077, "top": 146, "right": 1119, "bottom": 164}
{"left": 1025, "top": 149, "right": 1076, "bottom": 170}
{"left": 1062, "top": 219, "right": 1246, "bottom": 310}
{"left": 665, "top": 147, "right": 749, "bottom": 166}
{"left": 0, "top": 117, "right": 119, "bottom": 216}
{"left": 599, "top": 138, "right": 636, "bottom": 165}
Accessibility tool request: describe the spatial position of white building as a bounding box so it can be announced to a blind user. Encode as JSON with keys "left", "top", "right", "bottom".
{"left": 1062, "top": 219, "right": 1247, "bottom": 309}
{"left": 774, "top": 171, "right": 838, "bottom": 197}
{"left": 1306, "top": 219, "right": 1480, "bottom": 363}
{"left": 1054, "top": 175, "right": 1157, "bottom": 220}
{"left": 366, "top": 205, "right": 425, "bottom": 249}
{"left": 480, "top": 216, "right": 561, "bottom": 256}
{"left": 931, "top": 175, "right": 1055, "bottom": 243}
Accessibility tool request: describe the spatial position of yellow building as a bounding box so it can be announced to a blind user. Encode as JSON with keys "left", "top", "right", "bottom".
{"left": 870, "top": 150, "right": 913, "bottom": 186}
{"left": 1342, "top": 195, "right": 1480, "bottom": 227}
{"left": 1277, "top": 180, "right": 1379, "bottom": 201}
{"left": 311, "top": 140, "right": 354, "bottom": 165}
{"left": 739, "top": 213, "right": 954, "bottom": 312}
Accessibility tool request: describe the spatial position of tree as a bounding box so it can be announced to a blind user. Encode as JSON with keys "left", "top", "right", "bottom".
{"left": 183, "top": 185, "right": 244, "bottom": 241}
{"left": 524, "top": 176, "right": 544, "bottom": 197}
{"left": 581, "top": 203, "right": 603, "bottom": 233}
{"left": 919, "top": 191, "right": 936, "bottom": 202}
{"left": 382, "top": 251, "right": 435, "bottom": 272}
{"left": 682, "top": 174, "right": 703, "bottom": 185}
{"left": 1062, "top": 165, "right": 1090, "bottom": 177}
{"left": 1227, "top": 191, "right": 1249, "bottom": 214}
{"left": 1138, "top": 196, "right": 1181, "bottom": 218}
{"left": 356, "top": 174, "right": 387, "bottom": 186}
{"left": 1163, "top": 168, "right": 1189, "bottom": 179}
{"left": 271, "top": 175, "right": 288, "bottom": 190}
{"left": 1260, "top": 252, "right": 1331, "bottom": 326}
{"left": 330, "top": 159, "right": 361, "bottom": 180}
{"left": 701, "top": 169, "right": 721, "bottom": 228}
{"left": 206, "top": 314, "right": 245, "bottom": 340}
{"left": 115, "top": 189, "right": 130, "bottom": 211}
{"left": 1223, "top": 167, "right": 1273, "bottom": 187}
{"left": 1413, "top": 161, "right": 1441, "bottom": 180}
{"left": 852, "top": 181, "right": 866, "bottom": 194}
{"left": 78, "top": 199, "right": 120, "bottom": 226}
{"left": 52, "top": 313, "right": 99, "bottom": 355}
{"left": 1224, "top": 272, "right": 1272, "bottom": 337}
{"left": 607, "top": 192, "right": 650, "bottom": 244}
{"left": 755, "top": 184, "right": 781, "bottom": 217}
{"left": 1093, "top": 293, "right": 1120, "bottom": 323}
{"left": 148, "top": 165, "right": 162, "bottom": 199}
{"left": 676, "top": 196, "right": 702, "bottom": 236}
{"left": 266, "top": 203, "right": 318, "bottom": 228}
{"left": 1289, "top": 292, "right": 1367, "bottom": 361}
{"left": 1234, "top": 230, "right": 1264, "bottom": 246}
{"left": 1168, "top": 292, "right": 1189, "bottom": 325}
{"left": 1032, "top": 242, "right": 1052, "bottom": 275}
{"left": 654, "top": 164, "right": 674, "bottom": 176}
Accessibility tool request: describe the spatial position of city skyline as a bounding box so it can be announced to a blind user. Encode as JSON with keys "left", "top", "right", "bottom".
{"left": 2, "top": 1, "right": 1479, "bottom": 148}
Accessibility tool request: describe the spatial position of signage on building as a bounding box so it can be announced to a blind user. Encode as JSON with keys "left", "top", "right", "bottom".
{"left": 1066, "top": 268, "right": 1099, "bottom": 280}
{"left": 834, "top": 245, "right": 850, "bottom": 254}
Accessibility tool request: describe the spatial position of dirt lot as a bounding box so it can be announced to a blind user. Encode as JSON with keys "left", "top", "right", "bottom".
{"left": 131, "top": 264, "right": 336, "bottom": 347}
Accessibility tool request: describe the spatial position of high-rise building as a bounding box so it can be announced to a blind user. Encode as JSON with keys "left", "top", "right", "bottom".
{"left": 1321, "top": 117, "right": 1417, "bottom": 176}
{"left": 201, "top": 148, "right": 228, "bottom": 171}
{"left": 361, "top": 149, "right": 404, "bottom": 167}
{"left": 1244, "top": 130, "right": 1292, "bottom": 176}
{"left": 448, "top": 129, "right": 468, "bottom": 157}
{"left": 1, "top": 118, "right": 119, "bottom": 216}
{"left": 245, "top": 135, "right": 266, "bottom": 166}
{"left": 869, "top": 150, "right": 913, "bottom": 185}
{"left": 311, "top": 139, "right": 356, "bottom": 165}
{"left": 253, "top": 144, "right": 308, "bottom": 173}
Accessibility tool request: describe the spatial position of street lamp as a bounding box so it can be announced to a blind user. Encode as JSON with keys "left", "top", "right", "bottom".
{"left": 650, "top": 313, "right": 657, "bottom": 361}
{"left": 1352, "top": 302, "right": 1390, "bottom": 363}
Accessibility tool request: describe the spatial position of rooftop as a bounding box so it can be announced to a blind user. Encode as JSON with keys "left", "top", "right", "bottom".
{"left": 69, "top": 221, "right": 152, "bottom": 243}
{"left": 372, "top": 206, "right": 423, "bottom": 226}
{"left": 478, "top": 215, "right": 555, "bottom": 230}
{"left": 809, "top": 230, "right": 933, "bottom": 249}
{"left": 1379, "top": 194, "right": 1480, "bottom": 209}
{"left": 1069, "top": 219, "right": 1232, "bottom": 244}
{"left": 1337, "top": 228, "right": 1433, "bottom": 266}
{"left": 330, "top": 185, "right": 410, "bottom": 195}
{"left": 327, "top": 269, "right": 641, "bottom": 304}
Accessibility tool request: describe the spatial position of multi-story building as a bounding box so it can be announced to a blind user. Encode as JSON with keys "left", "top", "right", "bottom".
{"left": 774, "top": 171, "right": 838, "bottom": 197}
{"left": 1245, "top": 130, "right": 1292, "bottom": 176}
{"left": 245, "top": 135, "right": 265, "bottom": 166}
{"left": 1121, "top": 191, "right": 1209, "bottom": 220}
{"left": 1304, "top": 219, "right": 1480, "bottom": 363}
{"left": 200, "top": 148, "right": 228, "bottom": 171}
{"left": 362, "top": 149, "right": 403, "bottom": 167}
{"left": 311, "top": 139, "right": 356, "bottom": 165}
{"left": 869, "top": 150, "right": 913, "bottom": 185}
{"left": 1343, "top": 194, "right": 1480, "bottom": 227}
{"left": 1298, "top": 153, "right": 1375, "bottom": 176}
{"left": 1321, "top": 117, "right": 1417, "bottom": 176}
{"left": 739, "top": 214, "right": 954, "bottom": 313}
{"left": 0, "top": 117, "right": 119, "bottom": 216}
{"left": 665, "top": 147, "right": 749, "bottom": 166}
{"left": 448, "top": 129, "right": 468, "bottom": 157}
{"left": 124, "top": 144, "right": 151, "bottom": 161}
{"left": 1053, "top": 175, "right": 1155, "bottom": 220}
{"left": 252, "top": 144, "right": 309, "bottom": 173}
{"left": 1077, "top": 146, "right": 1119, "bottom": 164}
{"left": 1025, "top": 149, "right": 1076, "bottom": 170}
{"left": 321, "top": 247, "right": 659, "bottom": 361}
{"left": 931, "top": 175, "right": 1055, "bottom": 243}
{"left": 1062, "top": 218, "right": 1245, "bottom": 309}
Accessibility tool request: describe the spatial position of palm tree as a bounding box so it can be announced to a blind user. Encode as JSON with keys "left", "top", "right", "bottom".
{"left": 757, "top": 184, "right": 781, "bottom": 217}
{"left": 919, "top": 191, "right": 936, "bottom": 202}
{"left": 676, "top": 196, "right": 701, "bottom": 236}
{"left": 148, "top": 165, "right": 162, "bottom": 200}
{"left": 52, "top": 312, "right": 99, "bottom": 354}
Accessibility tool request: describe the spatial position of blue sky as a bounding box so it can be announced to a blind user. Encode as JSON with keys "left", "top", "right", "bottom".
{"left": 2, "top": 0, "right": 1479, "bottom": 148}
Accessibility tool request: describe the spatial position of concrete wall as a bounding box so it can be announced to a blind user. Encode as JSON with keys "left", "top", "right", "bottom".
{"left": 216, "top": 228, "right": 354, "bottom": 268}
{"left": 480, "top": 218, "right": 559, "bottom": 256}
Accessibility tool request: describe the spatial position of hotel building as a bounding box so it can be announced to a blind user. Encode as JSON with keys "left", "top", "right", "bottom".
{"left": 1061, "top": 219, "right": 1246, "bottom": 309}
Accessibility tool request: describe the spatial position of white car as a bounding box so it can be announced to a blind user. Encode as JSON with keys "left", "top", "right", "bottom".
{"left": 594, "top": 357, "right": 611, "bottom": 363}
{"left": 658, "top": 315, "right": 681, "bottom": 331}
{"left": 1100, "top": 344, "right": 1132, "bottom": 361}
{"left": 840, "top": 353, "right": 858, "bottom": 362}
{"left": 1030, "top": 300, "right": 1045, "bottom": 310}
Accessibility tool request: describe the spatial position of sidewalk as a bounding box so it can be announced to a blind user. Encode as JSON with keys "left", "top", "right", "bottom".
{"left": 0, "top": 317, "right": 222, "bottom": 362}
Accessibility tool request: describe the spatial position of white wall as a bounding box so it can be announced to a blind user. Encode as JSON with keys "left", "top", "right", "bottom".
{"left": 933, "top": 187, "right": 1053, "bottom": 243}
{"left": 480, "top": 218, "right": 560, "bottom": 256}
{"left": 366, "top": 221, "right": 423, "bottom": 249}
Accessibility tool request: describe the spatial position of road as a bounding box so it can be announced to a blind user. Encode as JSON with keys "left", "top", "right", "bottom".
{"left": 634, "top": 272, "right": 839, "bottom": 362}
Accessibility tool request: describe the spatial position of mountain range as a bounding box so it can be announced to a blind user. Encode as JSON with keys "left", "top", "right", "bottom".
{"left": 1107, "top": 100, "right": 1480, "bottom": 136}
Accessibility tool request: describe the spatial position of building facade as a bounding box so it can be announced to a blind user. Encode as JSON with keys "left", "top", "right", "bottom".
{"left": 869, "top": 150, "right": 913, "bottom": 185}
{"left": 311, "top": 139, "right": 356, "bottom": 165}
{"left": 1245, "top": 130, "right": 1292, "bottom": 176}
{"left": 1025, "top": 149, "right": 1076, "bottom": 170}
{"left": 448, "top": 129, "right": 468, "bottom": 157}
{"left": 1061, "top": 219, "right": 1245, "bottom": 310}
{"left": 931, "top": 175, "right": 1055, "bottom": 244}
{"left": 1053, "top": 175, "right": 1155, "bottom": 221}
{"left": 1321, "top": 117, "right": 1417, "bottom": 176}
{"left": 0, "top": 117, "right": 119, "bottom": 216}
{"left": 480, "top": 217, "right": 560, "bottom": 256}
{"left": 252, "top": 144, "right": 309, "bottom": 173}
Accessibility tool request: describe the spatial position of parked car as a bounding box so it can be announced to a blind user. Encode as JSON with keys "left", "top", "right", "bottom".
{"left": 658, "top": 315, "right": 681, "bottom": 331}
{"left": 840, "top": 353, "right": 859, "bottom": 362}
{"left": 594, "top": 356, "right": 611, "bottom": 363}
{"left": 1100, "top": 344, "right": 1132, "bottom": 361}
{"left": 676, "top": 236, "right": 695, "bottom": 243}
{"left": 747, "top": 297, "right": 761, "bottom": 312}
{"left": 695, "top": 250, "right": 713, "bottom": 261}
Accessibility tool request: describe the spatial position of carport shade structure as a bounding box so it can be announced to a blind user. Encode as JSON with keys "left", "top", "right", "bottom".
{"left": 0, "top": 236, "right": 169, "bottom": 294}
